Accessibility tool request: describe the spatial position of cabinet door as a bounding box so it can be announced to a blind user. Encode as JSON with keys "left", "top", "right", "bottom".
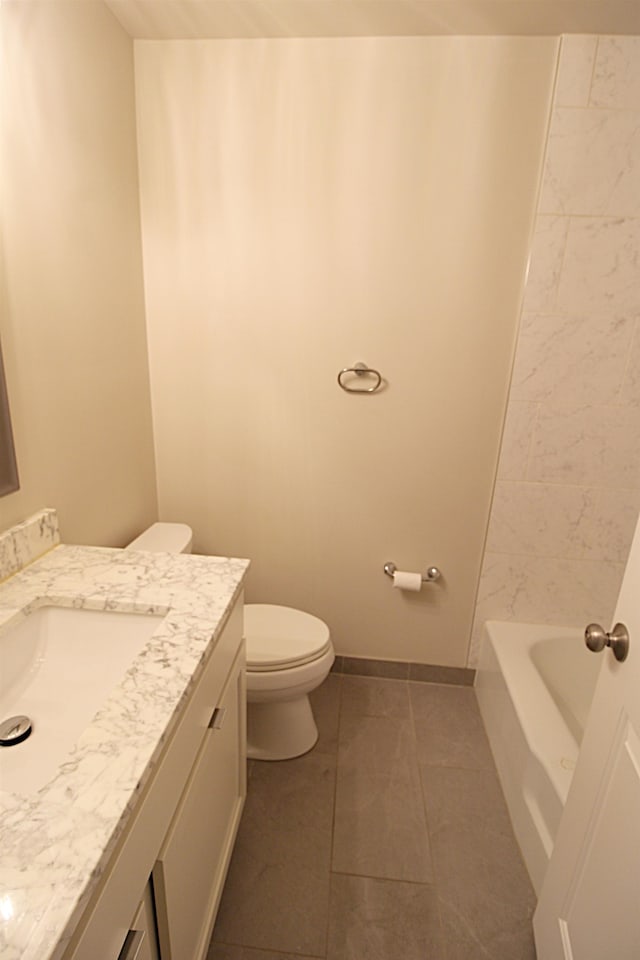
{"left": 153, "top": 646, "right": 246, "bottom": 960}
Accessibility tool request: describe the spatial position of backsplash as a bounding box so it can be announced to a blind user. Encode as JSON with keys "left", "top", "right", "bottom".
{"left": 0, "top": 508, "right": 60, "bottom": 580}
{"left": 470, "top": 35, "right": 640, "bottom": 665}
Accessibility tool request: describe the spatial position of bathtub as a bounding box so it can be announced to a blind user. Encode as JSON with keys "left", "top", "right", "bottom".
{"left": 475, "top": 620, "right": 601, "bottom": 895}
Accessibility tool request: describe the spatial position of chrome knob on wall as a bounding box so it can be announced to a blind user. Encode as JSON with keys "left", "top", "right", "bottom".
{"left": 584, "top": 622, "right": 630, "bottom": 663}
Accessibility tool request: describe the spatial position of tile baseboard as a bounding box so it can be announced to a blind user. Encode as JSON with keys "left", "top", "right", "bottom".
{"left": 331, "top": 655, "right": 475, "bottom": 686}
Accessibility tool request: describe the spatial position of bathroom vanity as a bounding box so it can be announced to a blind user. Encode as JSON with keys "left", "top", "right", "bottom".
{"left": 0, "top": 510, "right": 249, "bottom": 960}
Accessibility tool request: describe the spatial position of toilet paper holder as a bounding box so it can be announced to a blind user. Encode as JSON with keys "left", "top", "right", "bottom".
{"left": 383, "top": 562, "right": 441, "bottom": 583}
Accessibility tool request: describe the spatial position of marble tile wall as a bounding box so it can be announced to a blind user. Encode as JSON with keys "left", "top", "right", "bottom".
{"left": 470, "top": 35, "right": 640, "bottom": 666}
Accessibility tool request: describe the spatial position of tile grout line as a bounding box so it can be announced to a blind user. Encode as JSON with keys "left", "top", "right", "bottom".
{"left": 322, "top": 672, "right": 343, "bottom": 960}
{"left": 409, "top": 679, "right": 451, "bottom": 960}
{"left": 213, "top": 939, "right": 325, "bottom": 959}
{"left": 329, "top": 867, "right": 439, "bottom": 889}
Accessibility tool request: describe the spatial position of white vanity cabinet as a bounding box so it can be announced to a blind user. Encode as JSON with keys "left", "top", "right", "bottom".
{"left": 63, "top": 595, "right": 246, "bottom": 960}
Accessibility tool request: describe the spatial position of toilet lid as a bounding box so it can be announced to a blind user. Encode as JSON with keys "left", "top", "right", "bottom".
{"left": 126, "top": 522, "right": 193, "bottom": 554}
{"left": 244, "top": 604, "right": 331, "bottom": 671}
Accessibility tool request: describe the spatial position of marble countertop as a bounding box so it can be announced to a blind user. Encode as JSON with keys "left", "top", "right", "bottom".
{"left": 0, "top": 541, "right": 249, "bottom": 960}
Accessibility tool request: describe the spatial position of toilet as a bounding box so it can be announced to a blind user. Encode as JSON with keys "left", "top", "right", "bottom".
{"left": 126, "top": 523, "right": 334, "bottom": 761}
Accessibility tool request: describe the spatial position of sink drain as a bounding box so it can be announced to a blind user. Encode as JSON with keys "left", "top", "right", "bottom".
{"left": 0, "top": 715, "right": 33, "bottom": 746}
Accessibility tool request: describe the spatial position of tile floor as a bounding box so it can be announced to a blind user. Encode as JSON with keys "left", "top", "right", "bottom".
{"left": 207, "top": 674, "right": 537, "bottom": 960}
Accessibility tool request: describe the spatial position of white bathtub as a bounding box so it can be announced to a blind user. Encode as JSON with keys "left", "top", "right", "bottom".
{"left": 475, "top": 620, "right": 601, "bottom": 895}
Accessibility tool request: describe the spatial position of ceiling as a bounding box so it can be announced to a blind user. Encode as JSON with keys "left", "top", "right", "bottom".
{"left": 104, "top": 0, "right": 640, "bottom": 39}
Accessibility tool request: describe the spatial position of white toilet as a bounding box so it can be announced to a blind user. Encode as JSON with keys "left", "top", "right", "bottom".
{"left": 126, "top": 523, "right": 334, "bottom": 761}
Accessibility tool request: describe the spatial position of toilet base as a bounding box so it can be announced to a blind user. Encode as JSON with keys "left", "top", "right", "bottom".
{"left": 247, "top": 694, "right": 318, "bottom": 760}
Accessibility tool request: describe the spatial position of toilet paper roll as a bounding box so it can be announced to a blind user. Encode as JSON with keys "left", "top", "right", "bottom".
{"left": 392, "top": 570, "right": 422, "bottom": 592}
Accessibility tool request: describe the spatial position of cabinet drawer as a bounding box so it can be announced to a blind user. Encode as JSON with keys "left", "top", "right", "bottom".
{"left": 154, "top": 645, "right": 246, "bottom": 960}
{"left": 63, "top": 595, "right": 243, "bottom": 960}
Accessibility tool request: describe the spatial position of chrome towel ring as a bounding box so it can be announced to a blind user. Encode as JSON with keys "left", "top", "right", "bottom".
{"left": 337, "top": 362, "right": 383, "bottom": 394}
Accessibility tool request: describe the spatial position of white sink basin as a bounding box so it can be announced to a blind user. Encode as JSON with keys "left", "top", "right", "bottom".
{"left": 0, "top": 605, "right": 164, "bottom": 794}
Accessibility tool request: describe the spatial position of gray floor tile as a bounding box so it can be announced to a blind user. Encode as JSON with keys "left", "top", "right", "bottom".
{"left": 209, "top": 674, "right": 535, "bottom": 960}
{"left": 410, "top": 683, "right": 494, "bottom": 769}
{"left": 211, "top": 752, "right": 334, "bottom": 956}
{"left": 438, "top": 898, "right": 536, "bottom": 960}
{"left": 421, "top": 766, "right": 536, "bottom": 960}
{"left": 207, "top": 946, "right": 307, "bottom": 960}
{"left": 338, "top": 713, "right": 417, "bottom": 775}
{"left": 340, "top": 676, "right": 411, "bottom": 721}
{"left": 332, "top": 758, "right": 434, "bottom": 882}
{"left": 327, "top": 874, "right": 443, "bottom": 960}
{"left": 333, "top": 698, "right": 431, "bottom": 881}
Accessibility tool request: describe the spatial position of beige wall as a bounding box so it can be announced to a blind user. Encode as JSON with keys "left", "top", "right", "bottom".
{"left": 471, "top": 35, "right": 640, "bottom": 664}
{"left": 0, "top": 1, "right": 157, "bottom": 547}
{"left": 137, "top": 37, "right": 557, "bottom": 666}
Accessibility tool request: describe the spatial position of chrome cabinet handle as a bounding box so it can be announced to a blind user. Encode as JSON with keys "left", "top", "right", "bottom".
{"left": 584, "top": 622, "right": 630, "bottom": 663}
{"left": 117, "top": 929, "right": 145, "bottom": 960}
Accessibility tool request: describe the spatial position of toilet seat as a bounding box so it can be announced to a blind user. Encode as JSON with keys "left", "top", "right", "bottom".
{"left": 244, "top": 604, "right": 331, "bottom": 672}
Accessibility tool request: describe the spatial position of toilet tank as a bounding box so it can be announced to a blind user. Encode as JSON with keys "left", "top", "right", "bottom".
{"left": 126, "top": 522, "right": 193, "bottom": 554}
